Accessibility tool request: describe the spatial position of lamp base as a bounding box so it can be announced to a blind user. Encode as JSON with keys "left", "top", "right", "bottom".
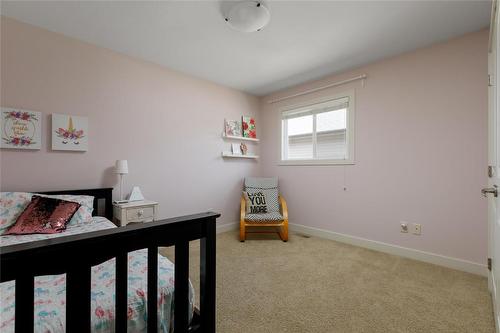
{"left": 119, "top": 173, "right": 125, "bottom": 201}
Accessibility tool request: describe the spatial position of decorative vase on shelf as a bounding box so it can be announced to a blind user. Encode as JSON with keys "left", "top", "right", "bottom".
{"left": 240, "top": 143, "right": 248, "bottom": 155}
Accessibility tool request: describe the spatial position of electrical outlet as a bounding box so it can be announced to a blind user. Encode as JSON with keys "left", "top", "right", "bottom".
{"left": 412, "top": 223, "right": 421, "bottom": 235}
{"left": 400, "top": 222, "right": 408, "bottom": 233}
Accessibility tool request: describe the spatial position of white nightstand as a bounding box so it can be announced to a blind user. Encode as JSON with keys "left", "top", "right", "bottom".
{"left": 113, "top": 200, "right": 159, "bottom": 227}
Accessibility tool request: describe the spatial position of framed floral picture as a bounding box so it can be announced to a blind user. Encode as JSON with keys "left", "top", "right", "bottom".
{"left": 1, "top": 108, "right": 42, "bottom": 150}
{"left": 52, "top": 114, "right": 88, "bottom": 151}
{"left": 225, "top": 119, "right": 242, "bottom": 137}
{"left": 242, "top": 116, "right": 256, "bottom": 138}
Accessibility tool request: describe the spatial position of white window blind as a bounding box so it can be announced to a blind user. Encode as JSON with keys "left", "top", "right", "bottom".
{"left": 286, "top": 114, "right": 313, "bottom": 159}
{"left": 281, "top": 93, "right": 354, "bottom": 164}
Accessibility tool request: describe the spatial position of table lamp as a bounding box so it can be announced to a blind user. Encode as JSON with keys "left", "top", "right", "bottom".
{"left": 115, "top": 160, "right": 129, "bottom": 201}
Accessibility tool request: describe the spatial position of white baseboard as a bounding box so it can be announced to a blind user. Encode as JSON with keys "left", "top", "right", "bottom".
{"left": 290, "top": 223, "right": 488, "bottom": 277}
{"left": 216, "top": 222, "right": 239, "bottom": 234}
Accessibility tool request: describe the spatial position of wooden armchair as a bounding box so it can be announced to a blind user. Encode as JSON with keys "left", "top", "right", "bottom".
{"left": 240, "top": 177, "right": 288, "bottom": 242}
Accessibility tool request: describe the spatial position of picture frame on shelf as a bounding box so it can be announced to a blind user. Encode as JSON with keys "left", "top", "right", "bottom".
{"left": 225, "top": 119, "right": 242, "bottom": 137}
{"left": 242, "top": 116, "right": 256, "bottom": 139}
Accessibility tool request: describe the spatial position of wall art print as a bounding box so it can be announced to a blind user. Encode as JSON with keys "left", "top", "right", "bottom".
{"left": 52, "top": 114, "right": 88, "bottom": 151}
{"left": 242, "top": 116, "right": 256, "bottom": 139}
{"left": 1, "top": 107, "right": 42, "bottom": 149}
{"left": 225, "top": 119, "right": 242, "bottom": 137}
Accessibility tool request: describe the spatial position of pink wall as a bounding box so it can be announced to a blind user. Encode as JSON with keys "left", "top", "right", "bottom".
{"left": 0, "top": 17, "right": 260, "bottom": 225}
{"left": 0, "top": 17, "right": 489, "bottom": 265}
{"left": 260, "top": 29, "right": 488, "bottom": 264}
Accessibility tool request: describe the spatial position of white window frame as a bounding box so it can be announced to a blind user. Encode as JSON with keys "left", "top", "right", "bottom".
{"left": 279, "top": 90, "right": 355, "bottom": 166}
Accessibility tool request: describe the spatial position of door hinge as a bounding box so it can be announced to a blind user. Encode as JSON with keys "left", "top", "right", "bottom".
{"left": 489, "top": 165, "right": 494, "bottom": 178}
{"left": 488, "top": 257, "right": 492, "bottom": 271}
{"left": 489, "top": 74, "right": 494, "bottom": 87}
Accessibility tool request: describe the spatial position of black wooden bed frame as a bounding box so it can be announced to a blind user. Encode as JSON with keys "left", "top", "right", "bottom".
{"left": 0, "top": 188, "right": 219, "bottom": 333}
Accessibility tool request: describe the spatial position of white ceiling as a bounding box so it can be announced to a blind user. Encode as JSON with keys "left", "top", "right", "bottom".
{"left": 1, "top": 1, "right": 491, "bottom": 96}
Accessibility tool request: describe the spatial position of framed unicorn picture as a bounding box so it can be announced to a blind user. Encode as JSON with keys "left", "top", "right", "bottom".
{"left": 52, "top": 114, "right": 88, "bottom": 151}
{"left": 1, "top": 107, "right": 42, "bottom": 150}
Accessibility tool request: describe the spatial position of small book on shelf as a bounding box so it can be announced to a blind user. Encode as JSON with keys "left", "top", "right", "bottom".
{"left": 231, "top": 143, "right": 242, "bottom": 155}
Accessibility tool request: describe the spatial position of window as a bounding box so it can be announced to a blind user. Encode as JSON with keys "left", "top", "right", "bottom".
{"left": 281, "top": 92, "right": 354, "bottom": 165}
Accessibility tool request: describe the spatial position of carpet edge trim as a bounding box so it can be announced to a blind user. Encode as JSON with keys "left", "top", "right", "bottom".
{"left": 491, "top": 269, "right": 500, "bottom": 332}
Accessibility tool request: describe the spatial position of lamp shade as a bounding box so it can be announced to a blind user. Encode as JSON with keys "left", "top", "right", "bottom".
{"left": 115, "top": 160, "right": 129, "bottom": 174}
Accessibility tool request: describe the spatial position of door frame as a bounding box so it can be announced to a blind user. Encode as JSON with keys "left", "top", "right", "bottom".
{"left": 489, "top": 1, "right": 500, "bottom": 331}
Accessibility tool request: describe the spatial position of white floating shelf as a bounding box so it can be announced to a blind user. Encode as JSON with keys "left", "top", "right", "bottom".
{"left": 222, "top": 133, "right": 259, "bottom": 142}
{"left": 222, "top": 152, "right": 259, "bottom": 159}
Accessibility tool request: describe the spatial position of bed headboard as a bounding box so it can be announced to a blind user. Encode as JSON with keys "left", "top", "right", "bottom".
{"left": 39, "top": 188, "right": 113, "bottom": 220}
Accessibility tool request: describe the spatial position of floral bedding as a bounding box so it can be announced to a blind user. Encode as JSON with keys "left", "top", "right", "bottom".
{"left": 0, "top": 217, "right": 194, "bottom": 332}
{"left": 0, "top": 192, "right": 94, "bottom": 235}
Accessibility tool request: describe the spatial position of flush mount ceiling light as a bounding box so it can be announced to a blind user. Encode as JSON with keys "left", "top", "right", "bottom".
{"left": 224, "top": 1, "right": 270, "bottom": 32}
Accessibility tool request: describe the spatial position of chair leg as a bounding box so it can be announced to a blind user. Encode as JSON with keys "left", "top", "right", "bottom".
{"left": 279, "top": 223, "right": 288, "bottom": 242}
{"left": 240, "top": 221, "right": 245, "bottom": 242}
{"left": 278, "top": 195, "right": 289, "bottom": 242}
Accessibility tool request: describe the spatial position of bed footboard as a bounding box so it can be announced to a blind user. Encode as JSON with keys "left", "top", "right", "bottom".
{"left": 0, "top": 211, "right": 219, "bottom": 333}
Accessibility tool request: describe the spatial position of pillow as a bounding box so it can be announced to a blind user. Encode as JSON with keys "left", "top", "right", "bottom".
{"left": 35, "top": 194, "right": 94, "bottom": 226}
{"left": 243, "top": 188, "right": 280, "bottom": 214}
{"left": 5, "top": 196, "right": 81, "bottom": 235}
{"left": 0, "top": 192, "right": 95, "bottom": 233}
{"left": 243, "top": 191, "right": 268, "bottom": 214}
{"left": 0, "top": 192, "right": 32, "bottom": 234}
{"left": 244, "top": 188, "right": 279, "bottom": 214}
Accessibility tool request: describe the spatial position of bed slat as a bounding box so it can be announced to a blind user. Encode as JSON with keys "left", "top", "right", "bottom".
{"left": 15, "top": 275, "right": 34, "bottom": 333}
{"left": 147, "top": 246, "right": 158, "bottom": 333}
{"left": 200, "top": 220, "right": 216, "bottom": 333}
{"left": 1, "top": 207, "right": 219, "bottom": 333}
{"left": 174, "top": 241, "right": 190, "bottom": 332}
{"left": 116, "top": 252, "right": 128, "bottom": 332}
{"left": 66, "top": 266, "right": 91, "bottom": 331}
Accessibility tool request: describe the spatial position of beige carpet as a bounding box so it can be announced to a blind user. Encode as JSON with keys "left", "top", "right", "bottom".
{"left": 160, "top": 231, "right": 494, "bottom": 333}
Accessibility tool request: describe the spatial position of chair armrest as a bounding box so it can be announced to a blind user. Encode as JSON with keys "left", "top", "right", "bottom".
{"left": 240, "top": 195, "right": 246, "bottom": 222}
{"left": 279, "top": 195, "right": 288, "bottom": 221}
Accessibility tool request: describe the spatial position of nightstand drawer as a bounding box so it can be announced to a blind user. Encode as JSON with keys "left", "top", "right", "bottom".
{"left": 113, "top": 200, "right": 158, "bottom": 227}
{"left": 126, "top": 207, "right": 154, "bottom": 222}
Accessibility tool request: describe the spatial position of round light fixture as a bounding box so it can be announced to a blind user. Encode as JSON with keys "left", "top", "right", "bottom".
{"left": 224, "top": 1, "right": 270, "bottom": 33}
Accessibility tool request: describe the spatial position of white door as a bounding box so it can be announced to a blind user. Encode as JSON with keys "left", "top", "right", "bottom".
{"left": 487, "top": 1, "right": 500, "bottom": 331}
